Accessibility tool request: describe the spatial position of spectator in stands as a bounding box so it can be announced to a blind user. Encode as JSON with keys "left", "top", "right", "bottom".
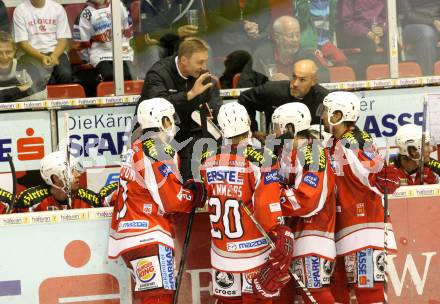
{"left": 340, "top": 0, "right": 387, "bottom": 78}
{"left": 205, "top": 0, "right": 271, "bottom": 56}
{"left": 13, "top": 0, "right": 73, "bottom": 86}
{"left": 138, "top": 37, "right": 222, "bottom": 180}
{"left": 239, "top": 59, "right": 328, "bottom": 132}
{"left": 249, "top": 16, "right": 329, "bottom": 83}
{"left": 137, "top": 0, "right": 207, "bottom": 73}
{"left": 293, "top": 0, "right": 348, "bottom": 66}
{"left": 399, "top": 0, "right": 440, "bottom": 75}
{"left": 219, "top": 50, "right": 267, "bottom": 88}
{"left": 0, "top": 31, "right": 47, "bottom": 101}
{"left": 0, "top": 0, "right": 10, "bottom": 33}
{"left": 73, "top": 0, "right": 134, "bottom": 81}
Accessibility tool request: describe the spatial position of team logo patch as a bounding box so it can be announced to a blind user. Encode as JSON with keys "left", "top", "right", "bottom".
{"left": 159, "top": 164, "right": 173, "bottom": 177}
{"left": 143, "top": 204, "right": 153, "bottom": 214}
{"left": 356, "top": 202, "right": 365, "bottom": 217}
{"left": 264, "top": 170, "right": 280, "bottom": 184}
{"left": 242, "top": 270, "right": 258, "bottom": 293}
{"left": 302, "top": 172, "right": 319, "bottom": 188}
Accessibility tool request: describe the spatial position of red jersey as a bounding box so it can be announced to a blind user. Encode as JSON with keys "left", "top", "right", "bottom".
{"left": 390, "top": 156, "right": 440, "bottom": 185}
{"left": 200, "top": 144, "right": 283, "bottom": 273}
{"left": 14, "top": 185, "right": 102, "bottom": 212}
{"left": 108, "top": 138, "right": 195, "bottom": 259}
{"left": 280, "top": 142, "right": 337, "bottom": 260}
{"left": 0, "top": 188, "right": 13, "bottom": 214}
{"left": 328, "top": 127, "right": 397, "bottom": 256}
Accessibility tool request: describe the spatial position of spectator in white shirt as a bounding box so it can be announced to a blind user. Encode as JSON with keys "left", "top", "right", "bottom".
{"left": 13, "top": 0, "right": 73, "bottom": 86}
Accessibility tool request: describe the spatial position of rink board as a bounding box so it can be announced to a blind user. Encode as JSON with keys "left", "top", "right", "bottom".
{"left": 0, "top": 185, "right": 440, "bottom": 303}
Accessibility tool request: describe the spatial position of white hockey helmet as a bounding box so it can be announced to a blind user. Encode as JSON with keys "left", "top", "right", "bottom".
{"left": 322, "top": 91, "right": 360, "bottom": 125}
{"left": 137, "top": 98, "right": 176, "bottom": 135}
{"left": 217, "top": 102, "right": 250, "bottom": 138}
{"left": 40, "top": 151, "right": 82, "bottom": 188}
{"left": 271, "top": 102, "right": 311, "bottom": 136}
{"left": 395, "top": 124, "right": 431, "bottom": 158}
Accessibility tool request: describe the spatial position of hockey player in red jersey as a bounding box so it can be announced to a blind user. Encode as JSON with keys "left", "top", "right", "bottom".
{"left": 271, "top": 103, "right": 337, "bottom": 303}
{"left": 391, "top": 123, "right": 440, "bottom": 185}
{"left": 14, "top": 151, "right": 102, "bottom": 212}
{"left": 108, "top": 98, "right": 205, "bottom": 304}
{"left": 320, "top": 91, "right": 400, "bottom": 304}
{"left": 199, "top": 102, "right": 294, "bottom": 304}
{"left": 0, "top": 188, "right": 13, "bottom": 214}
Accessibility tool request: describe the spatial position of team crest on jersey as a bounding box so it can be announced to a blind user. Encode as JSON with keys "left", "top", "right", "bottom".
{"left": 356, "top": 202, "right": 365, "bottom": 217}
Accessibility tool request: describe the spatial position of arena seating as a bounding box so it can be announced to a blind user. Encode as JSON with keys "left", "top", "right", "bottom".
{"left": 366, "top": 62, "right": 423, "bottom": 80}
{"left": 96, "top": 80, "right": 144, "bottom": 96}
{"left": 47, "top": 84, "right": 86, "bottom": 99}
{"left": 328, "top": 66, "right": 357, "bottom": 82}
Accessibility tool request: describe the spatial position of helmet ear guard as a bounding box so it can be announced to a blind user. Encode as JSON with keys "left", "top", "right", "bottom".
{"left": 217, "top": 102, "right": 251, "bottom": 139}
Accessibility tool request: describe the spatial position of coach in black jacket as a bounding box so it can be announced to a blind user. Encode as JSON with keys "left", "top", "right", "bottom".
{"left": 139, "top": 37, "right": 222, "bottom": 143}
{"left": 139, "top": 37, "right": 222, "bottom": 179}
{"left": 239, "top": 59, "right": 328, "bottom": 131}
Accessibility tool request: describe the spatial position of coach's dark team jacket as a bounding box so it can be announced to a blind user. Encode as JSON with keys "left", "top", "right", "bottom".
{"left": 238, "top": 81, "right": 329, "bottom": 131}
{"left": 139, "top": 56, "right": 222, "bottom": 143}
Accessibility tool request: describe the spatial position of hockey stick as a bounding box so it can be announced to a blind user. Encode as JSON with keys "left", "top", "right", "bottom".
{"left": 383, "top": 138, "right": 391, "bottom": 304}
{"left": 6, "top": 154, "right": 16, "bottom": 214}
{"left": 64, "top": 113, "right": 72, "bottom": 209}
{"left": 238, "top": 200, "right": 317, "bottom": 304}
{"left": 419, "top": 98, "right": 428, "bottom": 185}
{"left": 173, "top": 103, "right": 210, "bottom": 304}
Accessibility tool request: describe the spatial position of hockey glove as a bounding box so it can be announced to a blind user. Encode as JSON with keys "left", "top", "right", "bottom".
{"left": 252, "top": 259, "right": 290, "bottom": 299}
{"left": 268, "top": 225, "right": 295, "bottom": 272}
{"left": 183, "top": 179, "right": 206, "bottom": 209}
{"left": 375, "top": 165, "right": 400, "bottom": 194}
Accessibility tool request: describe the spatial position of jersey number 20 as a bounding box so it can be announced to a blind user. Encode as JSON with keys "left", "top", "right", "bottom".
{"left": 208, "top": 197, "right": 244, "bottom": 239}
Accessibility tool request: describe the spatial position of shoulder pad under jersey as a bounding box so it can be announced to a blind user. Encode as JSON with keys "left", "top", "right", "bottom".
{"left": 341, "top": 128, "right": 375, "bottom": 151}
{"left": 16, "top": 185, "right": 51, "bottom": 209}
{"left": 243, "top": 145, "right": 277, "bottom": 167}
{"left": 142, "top": 138, "right": 175, "bottom": 161}
{"left": 99, "top": 182, "right": 119, "bottom": 199}
{"left": 427, "top": 158, "right": 440, "bottom": 175}
{"left": 76, "top": 188, "right": 101, "bottom": 207}
{"left": 297, "top": 143, "right": 327, "bottom": 172}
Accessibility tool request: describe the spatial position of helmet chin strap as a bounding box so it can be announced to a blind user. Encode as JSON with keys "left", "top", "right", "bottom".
{"left": 327, "top": 115, "right": 343, "bottom": 127}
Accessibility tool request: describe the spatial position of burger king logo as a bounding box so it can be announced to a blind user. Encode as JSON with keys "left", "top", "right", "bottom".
{"left": 136, "top": 259, "right": 156, "bottom": 283}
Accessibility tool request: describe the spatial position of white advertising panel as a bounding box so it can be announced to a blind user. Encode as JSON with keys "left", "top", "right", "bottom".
{"left": 57, "top": 106, "right": 135, "bottom": 169}
{"left": 0, "top": 111, "right": 51, "bottom": 173}
{"left": 0, "top": 208, "right": 130, "bottom": 304}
